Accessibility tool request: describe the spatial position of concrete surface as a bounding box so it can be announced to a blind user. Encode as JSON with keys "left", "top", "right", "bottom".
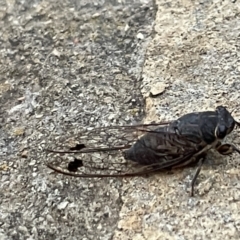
{"left": 0, "top": 0, "right": 240, "bottom": 240}
{"left": 114, "top": 1, "right": 240, "bottom": 239}
{"left": 0, "top": 0, "right": 154, "bottom": 239}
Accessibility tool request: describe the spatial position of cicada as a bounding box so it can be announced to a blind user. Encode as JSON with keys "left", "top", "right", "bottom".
{"left": 46, "top": 106, "right": 240, "bottom": 196}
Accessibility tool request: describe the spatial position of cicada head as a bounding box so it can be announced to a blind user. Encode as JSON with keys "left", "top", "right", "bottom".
{"left": 215, "top": 106, "right": 238, "bottom": 139}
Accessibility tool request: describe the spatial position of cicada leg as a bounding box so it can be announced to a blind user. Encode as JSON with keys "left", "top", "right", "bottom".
{"left": 216, "top": 143, "right": 240, "bottom": 155}
{"left": 190, "top": 154, "right": 206, "bottom": 197}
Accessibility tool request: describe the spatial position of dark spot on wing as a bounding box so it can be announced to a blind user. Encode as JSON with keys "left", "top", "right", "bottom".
{"left": 69, "top": 143, "right": 86, "bottom": 151}
{"left": 67, "top": 158, "right": 84, "bottom": 172}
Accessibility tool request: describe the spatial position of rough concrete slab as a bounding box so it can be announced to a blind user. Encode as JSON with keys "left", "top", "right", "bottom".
{"left": 0, "top": 0, "right": 155, "bottom": 239}
{"left": 114, "top": 0, "right": 240, "bottom": 239}
{"left": 1, "top": 0, "right": 240, "bottom": 240}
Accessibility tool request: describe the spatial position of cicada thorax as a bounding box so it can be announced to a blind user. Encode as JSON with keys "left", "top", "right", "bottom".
{"left": 171, "top": 111, "right": 220, "bottom": 145}
{"left": 170, "top": 107, "right": 237, "bottom": 145}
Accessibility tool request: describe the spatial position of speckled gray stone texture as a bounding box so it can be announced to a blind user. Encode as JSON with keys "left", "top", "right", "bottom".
{"left": 1, "top": 0, "right": 240, "bottom": 240}
{"left": 0, "top": 0, "right": 155, "bottom": 239}
{"left": 114, "top": 0, "right": 240, "bottom": 239}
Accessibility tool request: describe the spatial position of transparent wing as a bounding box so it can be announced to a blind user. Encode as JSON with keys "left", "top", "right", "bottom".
{"left": 46, "top": 122, "right": 202, "bottom": 177}
{"left": 46, "top": 122, "right": 172, "bottom": 152}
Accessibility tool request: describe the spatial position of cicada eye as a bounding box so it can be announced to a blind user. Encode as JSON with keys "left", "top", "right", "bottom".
{"left": 216, "top": 125, "right": 227, "bottom": 139}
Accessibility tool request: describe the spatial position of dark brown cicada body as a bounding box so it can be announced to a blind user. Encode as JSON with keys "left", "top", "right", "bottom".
{"left": 46, "top": 106, "right": 240, "bottom": 196}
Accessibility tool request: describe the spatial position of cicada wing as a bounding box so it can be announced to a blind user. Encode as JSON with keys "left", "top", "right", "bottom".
{"left": 47, "top": 148, "right": 199, "bottom": 178}
{"left": 45, "top": 121, "right": 173, "bottom": 154}
{"left": 46, "top": 122, "right": 202, "bottom": 178}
